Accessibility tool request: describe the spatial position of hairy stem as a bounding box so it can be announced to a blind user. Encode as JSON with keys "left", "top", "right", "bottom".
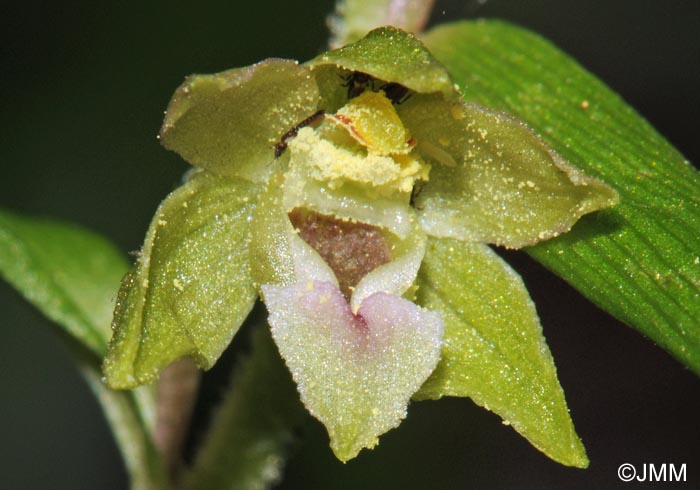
{"left": 182, "top": 324, "right": 305, "bottom": 490}
{"left": 154, "top": 358, "right": 201, "bottom": 480}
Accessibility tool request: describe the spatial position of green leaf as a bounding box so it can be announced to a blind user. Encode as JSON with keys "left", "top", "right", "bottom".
{"left": 423, "top": 20, "right": 700, "bottom": 372}
{"left": 104, "top": 171, "right": 259, "bottom": 388}
{"left": 0, "top": 208, "right": 129, "bottom": 355}
{"left": 263, "top": 279, "right": 443, "bottom": 462}
{"left": 181, "top": 323, "right": 305, "bottom": 490}
{"left": 328, "top": 0, "right": 435, "bottom": 48}
{"left": 399, "top": 94, "right": 618, "bottom": 248}
{"left": 0, "top": 208, "right": 164, "bottom": 487}
{"left": 415, "top": 237, "right": 588, "bottom": 468}
{"left": 160, "top": 59, "right": 320, "bottom": 182}
{"left": 308, "top": 26, "right": 455, "bottom": 97}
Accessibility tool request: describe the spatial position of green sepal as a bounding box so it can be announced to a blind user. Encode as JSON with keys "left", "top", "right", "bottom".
{"left": 399, "top": 94, "right": 619, "bottom": 248}
{"left": 423, "top": 20, "right": 700, "bottom": 372}
{"left": 0, "top": 208, "right": 129, "bottom": 355}
{"left": 415, "top": 237, "right": 588, "bottom": 468}
{"left": 160, "top": 59, "right": 320, "bottom": 182}
{"left": 104, "top": 171, "right": 259, "bottom": 388}
{"left": 308, "top": 26, "right": 455, "bottom": 98}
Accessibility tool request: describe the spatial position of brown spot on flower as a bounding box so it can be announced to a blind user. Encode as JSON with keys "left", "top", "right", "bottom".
{"left": 289, "top": 209, "right": 392, "bottom": 300}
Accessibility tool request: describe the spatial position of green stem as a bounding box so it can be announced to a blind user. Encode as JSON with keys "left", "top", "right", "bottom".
{"left": 62, "top": 337, "right": 168, "bottom": 490}
{"left": 181, "top": 324, "right": 305, "bottom": 490}
{"left": 80, "top": 364, "right": 169, "bottom": 490}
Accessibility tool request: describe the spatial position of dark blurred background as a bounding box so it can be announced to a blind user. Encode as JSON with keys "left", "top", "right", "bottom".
{"left": 1, "top": 1, "right": 699, "bottom": 488}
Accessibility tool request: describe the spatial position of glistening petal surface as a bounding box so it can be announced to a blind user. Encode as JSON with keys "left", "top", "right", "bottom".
{"left": 104, "top": 171, "right": 259, "bottom": 388}
{"left": 423, "top": 20, "right": 700, "bottom": 372}
{"left": 263, "top": 280, "right": 443, "bottom": 461}
{"left": 160, "top": 59, "right": 320, "bottom": 182}
{"left": 308, "top": 26, "right": 454, "bottom": 97}
{"left": 415, "top": 237, "right": 588, "bottom": 467}
{"left": 399, "top": 94, "right": 618, "bottom": 248}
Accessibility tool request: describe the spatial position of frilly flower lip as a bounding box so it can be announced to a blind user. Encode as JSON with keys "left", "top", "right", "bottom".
{"left": 104, "top": 26, "right": 617, "bottom": 465}
{"left": 262, "top": 281, "right": 443, "bottom": 461}
{"left": 250, "top": 165, "right": 441, "bottom": 460}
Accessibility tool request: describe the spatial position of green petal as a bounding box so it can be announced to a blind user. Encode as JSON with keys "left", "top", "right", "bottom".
{"left": 308, "top": 26, "right": 454, "bottom": 98}
{"left": 415, "top": 237, "right": 588, "bottom": 468}
{"left": 0, "top": 208, "right": 128, "bottom": 355}
{"left": 249, "top": 173, "right": 338, "bottom": 289}
{"left": 160, "top": 59, "right": 320, "bottom": 182}
{"left": 350, "top": 212, "right": 426, "bottom": 312}
{"left": 104, "top": 171, "right": 259, "bottom": 388}
{"left": 282, "top": 137, "right": 416, "bottom": 238}
{"left": 400, "top": 94, "right": 618, "bottom": 248}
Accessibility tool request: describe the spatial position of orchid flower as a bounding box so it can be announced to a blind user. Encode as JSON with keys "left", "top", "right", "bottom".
{"left": 103, "top": 27, "right": 617, "bottom": 465}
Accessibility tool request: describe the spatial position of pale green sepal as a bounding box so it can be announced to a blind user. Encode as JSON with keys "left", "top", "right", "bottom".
{"left": 160, "top": 59, "right": 320, "bottom": 182}
{"left": 104, "top": 171, "right": 259, "bottom": 388}
{"left": 0, "top": 208, "right": 129, "bottom": 355}
{"left": 263, "top": 280, "right": 443, "bottom": 462}
{"left": 399, "top": 94, "right": 618, "bottom": 248}
{"left": 414, "top": 237, "right": 588, "bottom": 468}
{"left": 328, "top": 0, "right": 435, "bottom": 48}
{"left": 308, "top": 26, "right": 455, "bottom": 97}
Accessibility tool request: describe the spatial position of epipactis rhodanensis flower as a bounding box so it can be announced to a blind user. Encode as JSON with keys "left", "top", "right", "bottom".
{"left": 103, "top": 27, "right": 617, "bottom": 465}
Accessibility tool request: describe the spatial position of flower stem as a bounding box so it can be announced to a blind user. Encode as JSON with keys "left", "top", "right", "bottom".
{"left": 79, "top": 359, "right": 169, "bottom": 490}
{"left": 181, "top": 322, "right": 305, "bottom": 490}
{"left": 154, "top": 358, "right": 201, "bottom": 479}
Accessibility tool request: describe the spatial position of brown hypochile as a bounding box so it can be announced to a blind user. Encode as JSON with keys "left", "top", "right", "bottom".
{"left": 288, "top": 209, "right": 392, "bottom": 300}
